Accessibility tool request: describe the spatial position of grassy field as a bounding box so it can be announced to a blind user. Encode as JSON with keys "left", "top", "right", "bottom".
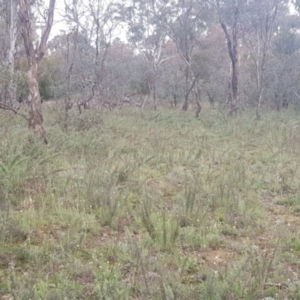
{"left": 1, "top": 107, "right": 300, "bottom": 299}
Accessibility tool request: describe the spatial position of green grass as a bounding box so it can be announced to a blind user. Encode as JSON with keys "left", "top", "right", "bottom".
{"left": 1, "top": 107, "right": 300, "bottom": 299}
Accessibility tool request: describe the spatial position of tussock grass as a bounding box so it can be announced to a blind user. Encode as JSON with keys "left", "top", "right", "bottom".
{"left": 1, "top": 108, "right": 300, "bottom": 299}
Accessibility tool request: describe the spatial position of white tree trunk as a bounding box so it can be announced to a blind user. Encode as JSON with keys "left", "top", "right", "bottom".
{"left": 18, "top": 0, "right": 56, "bottom": 143}
{"left": 8, "top": 0, "right": 17, "bottom": 102}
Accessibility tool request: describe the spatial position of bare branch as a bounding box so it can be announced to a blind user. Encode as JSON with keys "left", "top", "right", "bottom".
{"left": 38, "top": 0, "right": 56, "bottom": 60}
{"left": 0, "top": 102, "right": 28, "bottom": 121}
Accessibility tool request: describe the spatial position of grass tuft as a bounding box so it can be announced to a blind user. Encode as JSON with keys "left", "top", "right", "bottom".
{"left": 1, "top": 108, "right": 300, "bottom": 298}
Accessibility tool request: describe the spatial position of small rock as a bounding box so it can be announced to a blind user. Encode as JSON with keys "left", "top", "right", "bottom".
{"left": 144, "top": 271, "right": 161, "bottom": 280}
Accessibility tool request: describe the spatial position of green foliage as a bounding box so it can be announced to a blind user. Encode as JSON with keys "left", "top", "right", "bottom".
{"left": 1, "top": 108, "right": 300, "bottom": 299}
{"left": 39, "top": 77, "right": 53, "bottom": 100}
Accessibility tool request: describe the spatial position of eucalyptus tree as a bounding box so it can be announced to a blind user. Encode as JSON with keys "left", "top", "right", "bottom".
{"left": 150, "top": 0, "right": 211, "bottom": 115}
{"left": 103, "top": 40, "right": 136, "bottom": 103}
{"left": 157, "top": 41, "right": 185, "bottom": 108}
{"left": 0, "top": 0, "right": 18, "bottom": 113}
{"left": 63, "top": 0, "right": 124, "bottom": 112}
{"left": 126, "top": 0, "right": 172, "bottom": 110}
{"left": 49, "top": 29, "right": 96, "bottom": 118}
{"left": 269, "top": 13, "right": 300, "bottom": 109}
{"left": 216, "top": 0, "right": 240, "bottom": 114}
{"left": 192, "top": 27, "right": 230, "bottom": 108}
{"left": 264, "top": 53, "right": 299, "bottom": 110}
{"left": 240, "top": 0, "right": 285, "bottom": 118}
{"left": 275, "top": 14, "right": 300, "bottom": 55}
{"left": 18, "top": 0, "right": 56, "bottom": 143}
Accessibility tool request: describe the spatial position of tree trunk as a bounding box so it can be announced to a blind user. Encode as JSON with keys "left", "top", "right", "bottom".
{"left": 229, "top": 59, "right": 239, "bottom": 115}
{"left": 218, "top": 1, "right": 239, "bottom": 115}
{"left": 8, "top": 0, "right": 16, "bottom": 104}
{"left": 18, "top": 0, "right": 56, "bottom": 143}
{"left": 182, "top": 66, "right": 189, "bottom": 111}
{"left": 256, "top": 92, "right": 263, "bottom": 120}
{"left": 256, "top": 56, "right": 265, "bottom": 118}
{"left": 153, "top": 78, "right": 157, "bottom": 111}
{"left": 182, "top": 96, "right": 189, "bottom": 111}
{"left": 195, "top": 87, "right": 202, "bottom": 118}
{"left": 282, "top": 93, "right": 288, "bottom": 109}
{"left": 26, "top": 62, "right": 47, "bottom": 143}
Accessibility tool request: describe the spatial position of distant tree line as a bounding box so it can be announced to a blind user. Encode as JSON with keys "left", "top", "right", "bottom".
{"left": 0, "top": 0, "right": 300, "bottom": 141}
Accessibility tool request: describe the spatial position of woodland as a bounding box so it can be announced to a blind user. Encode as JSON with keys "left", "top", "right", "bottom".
{"left": 1, "top": 0, "right": 300, "bottom": 138}
{"left": 1, "top": 0, "right": 300, "bottom": 299}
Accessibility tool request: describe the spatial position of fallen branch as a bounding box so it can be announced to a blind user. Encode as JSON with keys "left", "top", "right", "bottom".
{"left": 264, "top": 282, "right": 288, "bottom": 290}
{"left": 0, "top": 102, "right": 28, "bottom": 121}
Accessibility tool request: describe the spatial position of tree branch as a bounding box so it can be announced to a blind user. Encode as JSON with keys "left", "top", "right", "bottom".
{"left": 0, "top": 102, "right": 28, "bottom": 121}
{"left": 38, "top": 0, "right": 56, "bottom": 60}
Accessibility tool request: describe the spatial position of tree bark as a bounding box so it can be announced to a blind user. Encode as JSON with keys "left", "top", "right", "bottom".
{"left": 26, "top": 62, "right": 47, "bottom": 143}
{"left": 256, "top": 93, "right": 263, "bottom": 119}
{"left": 182, "top": 96, "right": 189, "bottom": 111}
{"left": 18, "top": 0, "right": 56, "bottom": 143}
{"left": 242, "top": 0, "right": 279, "bottom": 118}
{"left": 8, "top": 0, "right": 17, "bottom": 103}
{"left": 182, "top": 66, "right": 190, "bottom": 111}
{"left": 217, "top": 0, "right": 239, "bottom": 114}
{"left": 195, "top": 87, "right": 202, "bottom": 118}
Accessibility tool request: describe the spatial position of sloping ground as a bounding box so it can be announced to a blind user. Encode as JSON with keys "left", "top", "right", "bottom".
{"left": 0, "top": 108, "right": 300, "bottom": 299}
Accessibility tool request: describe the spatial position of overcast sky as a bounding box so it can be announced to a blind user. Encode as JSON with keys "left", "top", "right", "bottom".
{"left": 50, "top": 0, "right": 127, "bottom": 41}
{"left": 50, "top": 0, "right": 297, "bottom": 41}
